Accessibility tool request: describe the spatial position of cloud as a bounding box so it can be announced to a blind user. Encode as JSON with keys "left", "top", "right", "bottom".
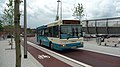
{"left": 1, "top": 0, "right": 120, "bottom": 28}
{"left": 79, "top": 0, "right": 120, "bottom": 19}
{"left": 20, "top": 0, "right": 71, "bottom": 28}
{"left": 21, "top": 0, "right": 120, "bottom": 28}
{"left": 20, "top": 0, "right": 58, "bottom": 28}
{"left": 0, "top": 1, "right": 5, "bottom": 14}
{"left": 0, "top": 0, "right": 11, "bottom": 14}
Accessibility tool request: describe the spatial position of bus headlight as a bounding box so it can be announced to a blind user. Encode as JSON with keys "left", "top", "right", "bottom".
{"left": 61, "top": 44, "right": 65, "bottom": 47}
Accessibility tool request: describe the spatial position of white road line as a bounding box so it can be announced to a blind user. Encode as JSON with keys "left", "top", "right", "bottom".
{"left": 81, "top": 48, "right": 120, "bottom": 57}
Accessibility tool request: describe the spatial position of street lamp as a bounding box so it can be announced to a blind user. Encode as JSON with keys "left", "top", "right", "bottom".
{"left": 24, "top": 0, "right": 27, "bottom": 58}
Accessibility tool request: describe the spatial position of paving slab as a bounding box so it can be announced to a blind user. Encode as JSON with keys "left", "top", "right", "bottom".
{"left": 83, "top": 38, "right": 120, "bottom": 57}
{"left": 0, "top": 39, "right": 43, "bottom": 67}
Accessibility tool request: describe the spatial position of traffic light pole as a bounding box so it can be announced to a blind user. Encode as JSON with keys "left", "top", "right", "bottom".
{"left": 14, "top": 0, "right": 21, "bottom": 67}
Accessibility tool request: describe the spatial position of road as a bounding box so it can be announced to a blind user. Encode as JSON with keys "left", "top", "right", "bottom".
{"left": 21, "top": 41, "right": 71, "bottom": 67}
{"left": 27, "top": 37, "right": 120, "bottom": 67}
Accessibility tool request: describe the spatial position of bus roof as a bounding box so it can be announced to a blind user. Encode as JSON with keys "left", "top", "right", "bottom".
{"left": 47, "top": 20, "right": 80, "bottom": 27}
{"left": 37, "top": 25, "right": 47, "bottom": 30}
{"left": 37, "top": 20, "right": 80, "bottom": 28}
{"left": 47, "top": 20, "right": 62, "bottom": 27}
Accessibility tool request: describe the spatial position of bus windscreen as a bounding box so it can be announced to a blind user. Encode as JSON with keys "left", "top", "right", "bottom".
{"left": 60, "top": 25, "right": 82, "bottom": 39}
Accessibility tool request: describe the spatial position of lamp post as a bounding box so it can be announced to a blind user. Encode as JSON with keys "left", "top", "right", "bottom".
{"left": 60, "top": 0, "right": 62, "bottom": 21}
{"left": 24, "top": 0, "right": 27, "bottom": 58}
{"left": 55, "top": 0, "right": 60, "bottom": 20}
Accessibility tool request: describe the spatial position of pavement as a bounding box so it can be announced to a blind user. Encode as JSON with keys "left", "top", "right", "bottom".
{"left": 82, "top": 38, "right": 120, "bottom": 57}
{"left": 0, "top": 37, "right": 120, "bottom": 67}
{"left": 0, "top": 38, "right": 43, "bottom": 67}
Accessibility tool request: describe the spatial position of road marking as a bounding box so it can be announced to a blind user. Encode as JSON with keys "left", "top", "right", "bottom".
{"left": 38, "top": 54, "right": 50, "bottom": 59}
{"left": 81, "top": 48, "right": 120, "bottom": 57}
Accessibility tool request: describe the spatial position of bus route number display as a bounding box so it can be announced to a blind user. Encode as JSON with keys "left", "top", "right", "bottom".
{"left": 63, "top": 20, "right": 80, "bottom": 24}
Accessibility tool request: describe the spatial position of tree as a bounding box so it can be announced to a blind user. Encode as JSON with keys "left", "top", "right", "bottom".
{"left": 14, "top": 0, "right": 21, "bottom": 66}
{"left": 2, "top": 0, "right": 14, "bottom": 26}
{"left": 73, "top": 3, "right": 84, "bottom": 22}
{"left": 73, "top": 3, "right": 84, "bottom": 37}
{"left": 2, "top": 0, "right": 14, "bottom": 49}
{"left": 27, "top": 28, "right": 32, "bottom": 34}
{"left": 0, "top": 19, "right": 4, "bottom": 37}
{"left": 0, "top": 19, "right": 3, "bottom": 31}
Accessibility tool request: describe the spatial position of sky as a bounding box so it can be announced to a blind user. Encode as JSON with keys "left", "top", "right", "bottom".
{"left": 0, "top": 0, "right": 120, "bottom": 28}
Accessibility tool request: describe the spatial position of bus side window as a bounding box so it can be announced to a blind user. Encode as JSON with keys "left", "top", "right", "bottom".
{"left": 38, "top": 30, "right": 41, "bottom": 36}
{"left": 48, "top": 27, "right": 52, "bottom": 37}
{"left": 44, "top": 29, "right": 48, "bottom": 36}
{"left": 42, "top": 30, "right": 44, "bottom": 36}
{"left": 53, "top": 26, "right": 59, "bottom": 37}
{"left": 40, "top": 31, "right": 42, "bottom": 36}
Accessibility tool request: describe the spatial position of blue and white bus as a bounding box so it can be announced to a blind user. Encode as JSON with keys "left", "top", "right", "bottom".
{"left": 36, "top": 20, "right": 83, "bottom": 50}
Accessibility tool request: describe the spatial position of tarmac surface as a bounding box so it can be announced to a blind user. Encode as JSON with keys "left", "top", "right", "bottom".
{"left": 21, "top": 41, "right": 71, "bottom": 67}
{"left": 27, "top": 37, "right": 120, "bottom": 67}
